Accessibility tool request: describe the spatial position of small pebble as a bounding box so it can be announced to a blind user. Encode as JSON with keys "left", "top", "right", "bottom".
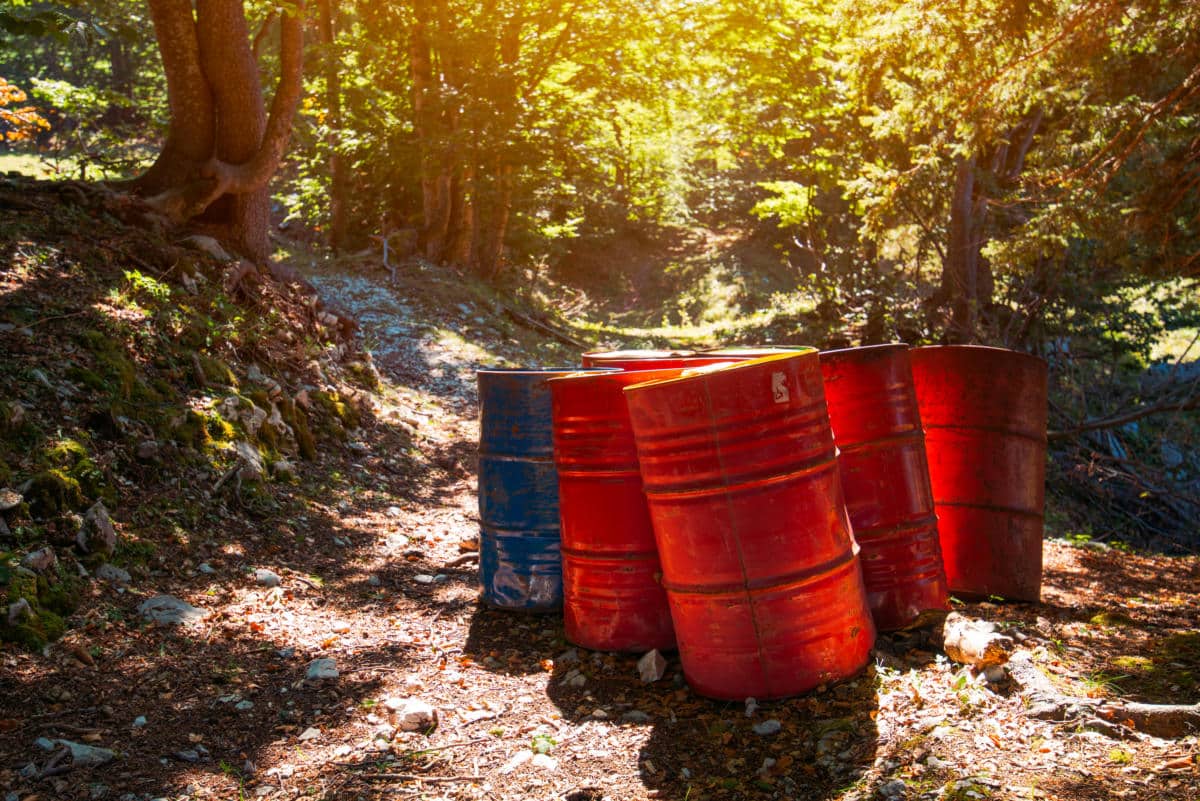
{"left": 132, "top": 716, "right": 147, "bottom": 728}
{"left": 752, "top": 719, "right": 782, "bottom": 736}
{"left": 235, "top": 700, "right": 254, "bottom": 711}
{"left": 254, "top": 568, "right": 282, "bottom": 588}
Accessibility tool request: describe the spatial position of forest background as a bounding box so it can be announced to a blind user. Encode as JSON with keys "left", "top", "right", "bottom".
{"left": 1, "top": 0, "right": 1199, "bottom": 548}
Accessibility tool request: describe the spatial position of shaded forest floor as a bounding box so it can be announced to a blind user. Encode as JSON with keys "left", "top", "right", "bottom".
{"left": 0, "top": 180, "right": 1198, "bottom": 801}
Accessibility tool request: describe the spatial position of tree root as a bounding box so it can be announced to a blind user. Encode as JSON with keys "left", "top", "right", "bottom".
{"left": 1007, "top": 651, "right": 1199, "bottom": 739}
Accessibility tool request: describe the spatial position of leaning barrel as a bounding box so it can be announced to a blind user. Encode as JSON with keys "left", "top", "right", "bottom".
{"left": 909, "top": 346, "right": 1048, "bottom": 602}
{"left": 819, "top": 344, "right": 949, "bottom": 630}
{"left": 624, "top": 352, "right": 875, "bottom": 700}
{"left": 477, "top": 368, "right": 581, "bottom": 610}
{"left": 549, "top": 368, "right": 682, "bottom": 652}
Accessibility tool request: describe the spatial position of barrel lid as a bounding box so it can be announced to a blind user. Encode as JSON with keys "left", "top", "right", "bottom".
{"left": 819, "top": 342, "right": 909, "bottom": 365}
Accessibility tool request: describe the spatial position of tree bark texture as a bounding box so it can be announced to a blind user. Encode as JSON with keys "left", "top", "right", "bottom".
{"left": 408, "top": 0, "right": 568, "bottom": 277}
{"left": 318, "top": 0, "right": 348, "bottom": 252}
{"left": 132, "top": 0, "right": 305, "bottom": 262}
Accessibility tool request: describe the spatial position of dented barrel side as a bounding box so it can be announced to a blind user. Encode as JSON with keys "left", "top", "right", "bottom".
{"left": 477, "top": 369, "right": 578, "bottom": 610}
{"left": 909, "top": 346, "right": 1048, "bottom": 602}
{"left": 819, "top": 344, "right": 949, "bottom": 630}
{"left": 550, "top": 369, "right": 682, "bottom": 652}
{"left": 624, "top": 351, "right": 875, "bottom": 700}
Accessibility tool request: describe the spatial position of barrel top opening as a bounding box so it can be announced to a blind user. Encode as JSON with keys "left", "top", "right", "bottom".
{"left": 909, "top": 344, "right": 1047, "bottom": 369}
{"left": 476, "top": 366, "right": 612, "bottom": 376}
{"left": 819, "top": 342, "right": 909, "bottom": 363}
{"left": 621, "top": 348, "right": 817, "bottom": 393}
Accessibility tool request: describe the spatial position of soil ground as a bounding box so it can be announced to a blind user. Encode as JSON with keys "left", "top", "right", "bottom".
{"left": 0, "top": 191, "right": 1198, "bottom": 801}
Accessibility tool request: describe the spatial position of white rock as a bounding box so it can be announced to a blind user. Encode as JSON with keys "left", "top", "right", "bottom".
{"left": 744, "top": 697, "right": 759, "bottom": 717}
{"left": 138, "top": 595, "right": 205, "bottom": 626}
{"left": 752, "top": 719, "right": 782, "bottom": 736}
{"left": 500, "top": 750, "right": 532, "bottom": 775}
{"left": 297, "top": 727, "right": 321, "bottom": 741}
{"left": 182, "top": 234, "right": 233, "bottom": 262}
{"left": 530, "top": 753, "right": 558, "bottom": 771}
{"left": 386, "top": 506, "right": 403, "bottom": 518}
{"left": 132, "top": 716, "right": 147, "bottom": 728}
{"left": 306, "top": 658, "right": 338, "bottom": 680}
{"left": 637, "top": 649, "right": 667, "bottom": 683}
{"left": 414, "top": 574, "right": 435, "bottom": 584}
{"left": 254, "top": 569, "right": 282, "bottom": 588}
{"left": 391, "top": 699, "right": 437, "bottom": 732}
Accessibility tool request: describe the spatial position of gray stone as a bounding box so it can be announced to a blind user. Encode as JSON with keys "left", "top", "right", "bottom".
{"left": 879, "top": 779, "right": 907, "bottom": 799}
{"left": 298, "top": 727, "right": 321, "bottom": 741}
{"left": 18, "top": 763, "right": 37, "bottom": 779}
{"left": 35, "top": 736, "right": 56, "bottom": 751}
{"left": 197, "top": 562, "right": 216, "bottom": 575}
{"left": 57, "top": 739, "right": 116, "bottom": 767}
{"left": 621, "top": 710, "right": 651, "bottom": 724}
{"left": 235, "top": 441, "right": 266, "bottom": 483}
{"left": 306, "top": 658, "right": 338, "bottom": 680}
{"left": 254, "top": 568, "right": 282, "bottom": 588}
{"left": 132, "top": 716, "right": 147, "bottom": 728}
{"left": 137, "top": 594, "right": 205, "bottom": 626}
{"left": 96, "top": 564, "right": 132, "bottom": 585}
{"left": 272, "top": 459, "right": 296, "bottom": 480}
{"left": 752, "top": 719, "right": 783, "bottom": 736}
{"left": 235, "top": 700, "right": 254, "bottom": 711}
{"left": 7, "top": 598, "right": 33, "bottom": 625}
{"left": 135, "top": 441, "right": 159, "bottom": 462}
{"left": 20, "top": 547, "right": 56, "bottom": 572}
{"left": 78, "top": 501, "right": 117, "bottom": 555}
{"left": 175, "top": 749, "right": 200, "bottom": 763}
{"left": 8, "top": 790, "right": 22, "bottom": 801}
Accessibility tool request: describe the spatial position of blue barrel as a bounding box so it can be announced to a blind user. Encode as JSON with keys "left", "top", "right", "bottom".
{"left": 477, "top": 368, "right": 586, "bottom": 610}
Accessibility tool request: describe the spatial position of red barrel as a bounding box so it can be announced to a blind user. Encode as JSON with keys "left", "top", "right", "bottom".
{"left": 909, "top": 346, "right": 1048, "bottom": 602}
{"left": 819, "top": 345, "right": 949, "bottom": 630}
{"left": 624, "top": 351, "right": 875, "bottom": 700}
{"left": 549, "top": 369, "right": 682, "bottom": 652}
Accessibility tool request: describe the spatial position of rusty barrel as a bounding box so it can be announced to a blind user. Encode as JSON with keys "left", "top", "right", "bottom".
{"left": 548, "top": 368, "right": 683, "bottom": 652}
{"left": 582, "top": 347, "right": 803, "bottom": 371}
{"left": 624, "top": 351, "right": 875, "bottom": 700}
{"left": 477, "top": 368, "right": 583, "bottom": 610}
{"left": 819, "top": 344, "right": 949, "bottom": 630}
{"left": 909, "top": 346, "right": 1048, "bottom": 602}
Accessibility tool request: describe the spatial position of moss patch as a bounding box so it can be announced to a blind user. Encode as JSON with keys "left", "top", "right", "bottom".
{"left": 0, "top": 563, "right": 71, "bottom": 651}
{"left": 25, "top": 469, "right": 86, "bottom": 517}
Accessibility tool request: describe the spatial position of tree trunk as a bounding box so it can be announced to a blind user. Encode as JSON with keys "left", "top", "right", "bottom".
{"left": 130, "top": 0, "right": 305, "bottom": 263}
{"left": 943, "top": 155, "right": 980, "bottom": 341}
{"left": 319, "top": 0, "right": 348, "bottom": 252}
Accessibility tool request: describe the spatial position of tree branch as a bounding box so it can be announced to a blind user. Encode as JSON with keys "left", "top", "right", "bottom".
{"left": 1047, "top": 380, "right": 1200, "bottom": 440}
